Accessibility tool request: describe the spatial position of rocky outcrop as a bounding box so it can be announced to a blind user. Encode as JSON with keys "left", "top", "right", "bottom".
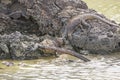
{"left": 0, "top": 31, "right": 63, "bottom": 60}
{"left": 0, "top": 31, "right": 90, "bottom": 61}
{"left": 0, "top": 0, "right": 88, "bottom": 36}
{"left": 64, "top": 13, "right": 120, "bottom": 54}
{"left": 58, "top": 5, "right": 120, "bottom": 54}
{"left": 70, "top": 20, "right": 120, "bottom": 54}
{"left": 0, "top": 31, "right": 42, "bottom": 59}
{"left": 0, "top": 0, "right": 120, "bottom": 60}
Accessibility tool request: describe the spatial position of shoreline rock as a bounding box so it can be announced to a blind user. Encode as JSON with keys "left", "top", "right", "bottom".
{"left": 0, "top": 0, "right": 120, "bottom": 60}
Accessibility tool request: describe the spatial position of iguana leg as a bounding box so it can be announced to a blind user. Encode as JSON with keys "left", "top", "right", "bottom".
{"left": 62, "top": 23, "right": 82, "bottom": 46}
{"left": 62, "top": 19, "right": 81, "bottom": 40}
{"left": 81, "top": 19, "right": 92, "bottom": 29}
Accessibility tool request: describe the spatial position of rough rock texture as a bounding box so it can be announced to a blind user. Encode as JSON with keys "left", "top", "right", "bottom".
{"left": 0, "top": 31, "right": 89, "bottom": 61}
{"left": 0, "top": 0, "right": 120, "bottom": 59}
{"left": 0, "top": 31, "right": 60, "bottom": 60}
{"left": 70, "top": 25, "right": 120, "bottom": 54}
{"left": 65, "top": 13, "right": 120, "bottom": 54}
{"left": 54, "top": 3, "right": 120, "bottom": 54}
{"left": 0, "top": 0, "right": 88, "bottom": 36}
{"left": 0, "top": 31, "right": 42, "bottom": 59}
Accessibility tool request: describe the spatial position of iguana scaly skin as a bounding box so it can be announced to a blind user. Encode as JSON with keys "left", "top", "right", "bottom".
{"left": 63, "top": 13, "right": 119, "bottom": 39}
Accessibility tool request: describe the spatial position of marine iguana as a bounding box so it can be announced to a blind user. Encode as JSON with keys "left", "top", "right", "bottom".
{"left": 63, "top": 13, "right": 119, "bottom": 40}
{"left": 28, "top": 43, "right": 90, "bottom": 62}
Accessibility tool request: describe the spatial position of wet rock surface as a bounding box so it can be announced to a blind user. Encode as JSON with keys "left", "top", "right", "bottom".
{"left": 0, "top": 0, "right": 120, "bottom": 59}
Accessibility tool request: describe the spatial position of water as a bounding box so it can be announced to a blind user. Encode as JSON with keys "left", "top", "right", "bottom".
{"left": 0, "top": 53, "right": 120, "bottom": 80}
{"left": 83, "top": 0, "right": 120, "bottom": 23}
{"left": 0, "top": 0, "right": 120, "bottom": 80}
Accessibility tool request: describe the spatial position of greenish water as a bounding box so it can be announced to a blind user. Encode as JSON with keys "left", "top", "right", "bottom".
{"left": 83, "top": 0, "right": 120, "bottom": 23}
{"left": 0, "top": 0, "right": 120, "bottom": 80}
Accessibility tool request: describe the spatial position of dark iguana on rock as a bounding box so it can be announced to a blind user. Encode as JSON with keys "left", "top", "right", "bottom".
{"left": 63, "top": 13, "right": 119, "bottom": 40}
{"left": 37, "top": 44, "right": 90, "bottom": 62}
